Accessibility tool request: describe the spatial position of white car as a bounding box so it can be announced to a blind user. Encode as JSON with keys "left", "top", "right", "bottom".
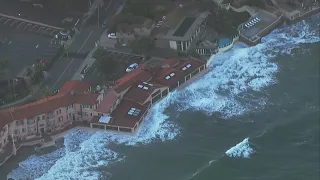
{"left": 108, "top": 33, "right": 116, "bottom": 39}
{"left": 126, "top": 63, "right": 138, "bottom": 72}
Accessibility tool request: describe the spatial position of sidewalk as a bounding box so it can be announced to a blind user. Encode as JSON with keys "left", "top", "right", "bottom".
{"left": 71, "top": 46, "right": 98, "bottom": 80}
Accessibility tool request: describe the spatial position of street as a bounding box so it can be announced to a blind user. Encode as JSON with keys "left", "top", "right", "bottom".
{"left": 45, "top": 0, "right": 125, "bottom": 90}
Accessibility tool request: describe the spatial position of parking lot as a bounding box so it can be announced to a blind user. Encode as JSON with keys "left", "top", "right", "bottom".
{"left": 0, "top": 15, "right": 62, "bottom": 37}
{"left": 82, "top": 50, "right": 146, "bottom": 87}
{"left": 98, "top": 49, "right": 146, "bottom": 64}
{"left": 0, "top": 29, "right": 62, "bottom": 78}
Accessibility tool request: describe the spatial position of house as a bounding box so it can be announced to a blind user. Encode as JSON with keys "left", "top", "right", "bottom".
{"left": 108, "top": 10, "right": 210, "bottom": 52}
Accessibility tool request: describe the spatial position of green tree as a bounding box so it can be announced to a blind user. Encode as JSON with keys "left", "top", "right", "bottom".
{"left": 0, "top": 59, "right": 11, "bottom": 91}
{"left": 41, "top": 85, "right": 54, "bottom": 97}
{"left": 31, "top": 70, "right": 44, "bottom": 84}
{"left": 96, "top": 55, "right": 118, "bottom": 79}
{"left": 129, "top": 37, "right": 155, "bottom": 55}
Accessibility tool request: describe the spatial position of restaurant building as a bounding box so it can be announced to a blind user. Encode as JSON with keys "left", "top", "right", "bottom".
{"left": 91, "top": 57, "right": 208, "bottom": 133}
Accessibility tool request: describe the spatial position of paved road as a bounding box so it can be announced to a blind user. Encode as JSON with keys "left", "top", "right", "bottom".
{"left": 45, "top": 0, "right": 125, "bottom": 90}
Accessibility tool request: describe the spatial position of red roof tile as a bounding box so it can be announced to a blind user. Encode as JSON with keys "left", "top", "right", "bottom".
{"left": 113, "top": 64, "right": 153, "bottom": 94}
{"left": 124, "top": 81, "right": 165, "bottom": 105}
{"left": 161, "top": 58, "right": 181, "bottom": 68}
{"left": 58, "top": 80, "right": 91, "bottom": 94}
{"left": 0, "top": 82, "right": 99, "bottom": 128}
{"left": 96, "top": 90, "right": 119, "bottom": 114}
{"left": 110, "top": 99, "right": 148, "bottom": 128}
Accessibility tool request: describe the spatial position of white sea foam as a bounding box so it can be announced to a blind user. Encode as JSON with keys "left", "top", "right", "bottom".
{"left": 172, "top": 15, "right": 319, "bottom": 118}
{"left": 8, "top": 15, "right": 320, "bottom": 180}
{"left": 8, "top": 93, "right": 180, "bottom": 180}
{"left": 225, "top": 138, "right": 254, "bottom": 158}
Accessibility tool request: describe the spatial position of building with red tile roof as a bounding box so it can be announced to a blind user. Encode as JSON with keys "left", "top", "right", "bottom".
{"left": 90, "top": 57, "right": 208, "bottom": 133}
{"left": 58, "top": 80, "right": 91, "bottom": 94}
{"left": 95, "top": 90, "right": 119, "bottom": 114}
{"left": 113, "top": 64, "right": 153, "bottom": 94}
{"left": 124, "top": 81, "right": 166, "bottom": 105}
{"left": 0, "top": 57, "right": 207, "bottom": 164}
{"left": 0, "top": 80, "right": 103, "bottom": 154}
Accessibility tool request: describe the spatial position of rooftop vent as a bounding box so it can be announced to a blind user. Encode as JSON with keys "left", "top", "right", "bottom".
{"left": 170, "top": 73, "right": 175, "bottom": 77}
{"left": 143, "top": 86, "right": 149, "bottom": 90}
{"left": 138, "top": 84, "right": 143, "bottom": 88}
{"left": 165, "top": 76, "right": 170, "bottom": 80}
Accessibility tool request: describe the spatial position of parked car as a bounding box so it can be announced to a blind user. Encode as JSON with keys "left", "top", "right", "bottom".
{"left": 107, "top": 33, "right": 116, "bottom": 39}
{"left": 55, "top": 30, "right": 70, "bottom": 41}
{"left": 126, "top": 63, "right": 138, "bottom": 73}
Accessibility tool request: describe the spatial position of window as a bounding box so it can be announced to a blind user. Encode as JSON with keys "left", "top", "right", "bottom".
{"left": 67, "top": 113, "right": 72, "bottom": 119}
{"left": 127, "top": 108, "right": 141, "bottom": 116}
{"left": 37, "top": 116, "right": 40, "bottom": 121}
{"left": 16, "top": 120, "right": 24, "bottom": 126}
{"left": 200, "top": 65, "right": 205, "bottom": 71}
{"left": 27, "top": 119, "right": 35, "bottom": 125}
{"left": 151, "top": 90, "right": 161, "bottom": 98}
{"left": 84, "top": 112, "right": 88, "bottom": 116}
{"left": 22, "top": 128, "right": 26, "bottom": 133}
{"left": 47, "top": 113, "right": 54, "bottom": 119}
{"left": 42, "top": 115, "right": 46, "bottom": 120}
{"left": 58, "top": 117, "right": 63, "bottom": 122}
{"left": 83, "top": 104, "right": 90, "bottom": 108}
{"left": 48, "top": 121, "right": 55, "bottom": 127}
{"left": 56, "top": 109, "right": 62, "bottom": 115}
{"left": 14, "top": 129, "right": 20, "bottom": 134}
{"left": 90, "top": 113, "right": 93, "bottom": 117}
{"left": 28, "top": 127, "right": 36, "bottom": 132}
{"left": 191, "top": 69, "right": 199, "bottom": 77}
{"left": 67, "top": 104, "right": 73, "bottom": 110}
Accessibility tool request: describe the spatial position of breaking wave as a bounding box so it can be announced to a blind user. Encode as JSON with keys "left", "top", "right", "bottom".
{"left": 225, "top": 138, "right": 254, "bottom": 158}
{"left": 173, "top": 15, "right": 319, "bottom": 118}
{"left": 8, "top": 15, "right": 320, "bottom": 180}
{"left": 8, "top": 93, "right": 180, "bottom": 180}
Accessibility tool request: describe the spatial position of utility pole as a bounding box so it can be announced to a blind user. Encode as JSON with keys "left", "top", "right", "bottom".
{"left": 97, "top": 2, "right": 101, "bottom": 47}
{"left": 97, "top": 3, "right": 100, "bottom": 30}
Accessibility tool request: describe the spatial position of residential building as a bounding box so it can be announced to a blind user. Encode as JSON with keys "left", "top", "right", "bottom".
{"left": 112, "top": 11, "right": 210, "bottom": 52}
{"left": 271, "top": 0, "right": 320, "bottom": 22}
{"left": 0, "top": 80, "right": 103, "bottom": 151}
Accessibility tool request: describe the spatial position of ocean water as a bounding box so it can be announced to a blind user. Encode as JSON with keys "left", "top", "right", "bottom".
{"left": 2, "top": 15, "right": 320, "bottom": 180}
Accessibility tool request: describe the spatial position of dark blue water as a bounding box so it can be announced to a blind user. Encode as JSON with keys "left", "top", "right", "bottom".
{"left": 1, "top": 15, "right": 319, "bottom": 180}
